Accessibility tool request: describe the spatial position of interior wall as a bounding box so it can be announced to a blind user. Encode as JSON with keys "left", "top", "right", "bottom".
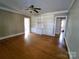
{"left": 31, "top": 13, "right": 55, "bottom": 36}
{"left": 0, "top": 9, "right": 24, "bottom": 38}
{"left": 66, "top": 0, "right": 78, "bottom": 59}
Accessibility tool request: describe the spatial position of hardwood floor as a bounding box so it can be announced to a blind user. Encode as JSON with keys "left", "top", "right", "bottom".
{"left": 0, "top": 33, "right": 69, "bottom": 59}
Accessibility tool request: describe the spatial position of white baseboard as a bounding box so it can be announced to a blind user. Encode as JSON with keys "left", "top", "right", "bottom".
{"left": 0, "top": 32, "right": 24, "bottom": 40}
{"left": 65, "top": 38, "right": 72, "bottom": 59}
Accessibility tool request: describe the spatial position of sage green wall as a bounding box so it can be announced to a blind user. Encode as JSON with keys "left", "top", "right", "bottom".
{"left": 0, "top": 9, "right": 24, "bottom": 37}
{"left": 66, "top": 0, "right": 79, "bottom": 59}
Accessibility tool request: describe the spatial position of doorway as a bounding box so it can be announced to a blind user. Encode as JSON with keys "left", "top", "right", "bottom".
{"left": 55, "top": 16, "right": 67, "bottom": 45}
{"left": 60, "top": 18, "right": 67, "bottom": 44}
{"left": 24, "top": 17, "right": 30, "bottom": 38}
{"left": 59, "top": 16, "right": 67, "bottom": 45}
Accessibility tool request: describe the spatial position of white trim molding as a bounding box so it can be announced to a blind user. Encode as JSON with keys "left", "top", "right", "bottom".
{"left": 0, "top": 6, "right": 25, "bottom": 15}
{"left": 65, "top": 40, "right": 76, "bottom": 59}
{"left": 65, "top": 38, "right": 73, "bottom": 59}
{"left": 42, "top": 10, "right": 68, "bottom": 16}
{"left": 68, "top": 0, "right": 76, "bottom": 12}
{"left": 53, "top": 10, "right": 68, "bottom": 14}
{"left": 0, "top": 32, "right": 24, "bottom": 40}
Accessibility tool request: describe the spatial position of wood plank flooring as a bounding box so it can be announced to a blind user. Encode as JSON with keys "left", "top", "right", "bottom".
{"left": 0, "top": 33, "right": 69, "bottom": 59}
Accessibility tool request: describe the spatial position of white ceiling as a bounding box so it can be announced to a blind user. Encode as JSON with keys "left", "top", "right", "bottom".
{"left": 0, "top": 0, "right": 73, "bottom": 16}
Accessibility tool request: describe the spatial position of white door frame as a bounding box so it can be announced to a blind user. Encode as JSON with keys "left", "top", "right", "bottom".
{"left": 55, "top": 16, "right": 67, "bottom": 36}
{"left": 24, "top": 17, "right": 30, "bottom": 38}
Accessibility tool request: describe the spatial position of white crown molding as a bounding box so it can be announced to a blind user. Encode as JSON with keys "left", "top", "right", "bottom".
{"left": 68, "top": 0, "right": 76, "bottom": 12}
{"left": 53, "top": 10, "right": 68, "bottom": 14}
{"left": 0, "top": 6, "right": 68, "bottom": 16}
{"left": 0, "top": 32, "right": 24, "bottom": 40}
{"left": 0, "top": 0, "right": 75, "bottom": 16}
{"left": 0, "top": 6, "right": 24, "bottom": 15}
{"left": 42, "top": 10, "right": 68, "bottom": 16}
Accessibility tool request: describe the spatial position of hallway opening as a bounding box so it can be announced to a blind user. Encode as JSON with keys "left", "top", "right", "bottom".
{"left": 24, "top": 17, "right": 30, "bottom": 39}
